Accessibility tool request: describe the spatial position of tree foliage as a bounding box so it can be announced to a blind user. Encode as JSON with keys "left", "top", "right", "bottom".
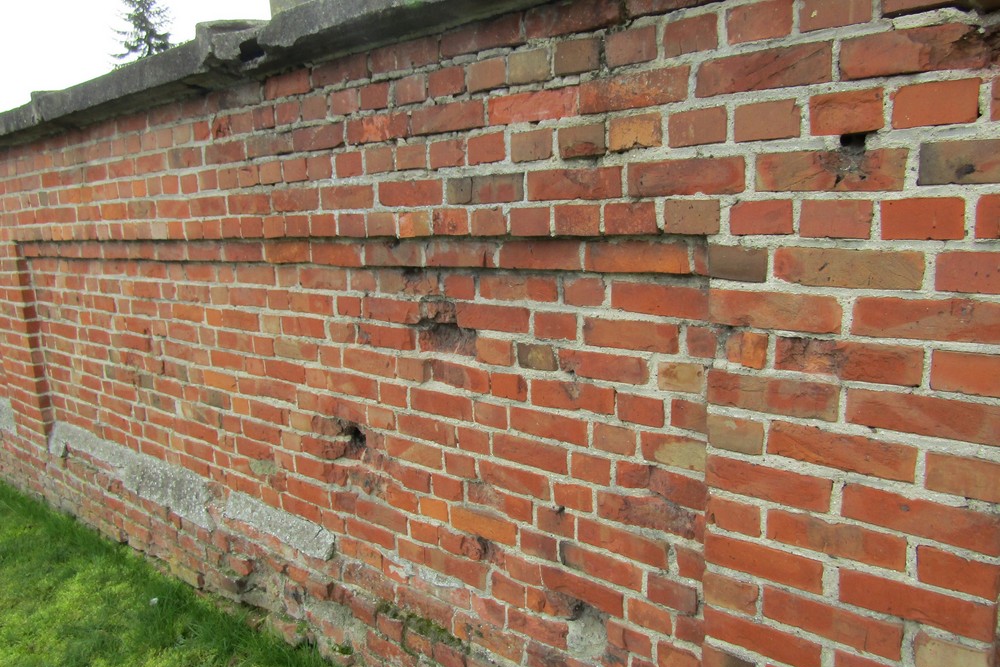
{"left": 115, "top": 0, "right": 173, "bottom": 62}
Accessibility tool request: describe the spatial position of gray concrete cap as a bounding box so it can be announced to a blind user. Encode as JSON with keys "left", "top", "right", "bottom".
{"left": 225, "top": 491, "right": 336, "bottom": 561}
{"left": 0, "top": 0, "right": 550, "bottom": 146}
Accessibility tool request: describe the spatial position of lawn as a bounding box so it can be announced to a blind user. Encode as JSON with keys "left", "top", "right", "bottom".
{"left": 0, "top": 480, "right": 331, "bottom": 667}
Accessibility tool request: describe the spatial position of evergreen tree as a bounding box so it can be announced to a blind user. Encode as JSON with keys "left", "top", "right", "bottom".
{"left": 115, "top": 0, "right": 173, "bottom": 62}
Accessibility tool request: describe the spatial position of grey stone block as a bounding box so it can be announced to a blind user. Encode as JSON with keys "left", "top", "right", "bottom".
{"left": 225, "top": 491, "right": 336, "bottom": 561}
{"left": 47, "top": 421, "right": 215, "bottom": 529}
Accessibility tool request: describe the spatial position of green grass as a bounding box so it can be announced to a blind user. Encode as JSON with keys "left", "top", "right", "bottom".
{"left": 0, "top": 481, "right": 331, "bottom": 667}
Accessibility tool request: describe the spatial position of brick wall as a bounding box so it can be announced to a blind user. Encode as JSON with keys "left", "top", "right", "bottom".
{"left": 1, "top": 1, "right": 998, "bottom": 666}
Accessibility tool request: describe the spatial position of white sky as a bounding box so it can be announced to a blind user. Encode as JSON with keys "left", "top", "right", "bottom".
{"left": 0, "top": 1, "right": 273, "bottom": 112}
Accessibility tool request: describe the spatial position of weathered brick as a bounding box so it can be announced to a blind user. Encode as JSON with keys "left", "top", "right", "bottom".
{"left": 892, "top": 78, "right": 981, "bottom": 129}
{"left": 697, "top": 43, "right": 833, "bottom": 97}
{"left": 809, "top": 89, "right": 884, "bottom": 136}
{"left": 774, "top": 247, "right": 923, "bottom": 289}
{"left": 734, "top": 99, "right": 801, "bottom": 142}
{"left": 757, "top": 149, "right": 908, "bottom": 192}
{"left": 580, "top": 67, "right": 689, "bottom": 113}
{"left": 664, "top": 13, "right": 718, "bottom": 57}
{"left": 629, "top": 157, "right": 745, "bottom": 196}
{"left": 919, "top": 139, "right": 1000, "bottom": 185}
{"left": 727, "top": 0, "right": 793, "bottom": 44}
{"left": 841, "top": 24, "right": 988, "bottom": 80}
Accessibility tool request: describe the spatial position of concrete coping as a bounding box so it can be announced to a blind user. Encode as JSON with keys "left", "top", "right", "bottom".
{"left": 0, "top": 0, "right": 550, "bottom": 147}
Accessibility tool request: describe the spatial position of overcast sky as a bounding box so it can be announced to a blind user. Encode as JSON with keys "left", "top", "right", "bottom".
{"left": 0, "top": 0, "right": 273, "bottom": 112}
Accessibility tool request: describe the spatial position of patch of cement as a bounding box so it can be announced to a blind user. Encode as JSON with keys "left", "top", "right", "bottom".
{"left": 225, "top": 491, "right": 336, "bottom": 561}
{"left": 0, "top": 398, "right": 14, "bottom": 434}
{"left": 47, "top": 421, "right": 215, "bottom": 529}
{"left": 567, "top": 604, "right": 607, "bottom": 661}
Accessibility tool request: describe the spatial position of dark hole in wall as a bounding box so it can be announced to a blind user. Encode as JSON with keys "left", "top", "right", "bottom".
{"left": 839, "top": 132, "right": 869, "bottom": 154}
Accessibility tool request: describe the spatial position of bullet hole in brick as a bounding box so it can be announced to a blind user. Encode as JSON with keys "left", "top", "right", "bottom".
{"left": 344, "top": 423, "right": 367, "bottom": 456}
{"left": 839, "top": 132, "right": 869, "bottom": 154}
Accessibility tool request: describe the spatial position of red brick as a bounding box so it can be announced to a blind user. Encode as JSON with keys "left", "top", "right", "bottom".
{"left": 553, "top": 38, "right": 600, "bottom": 75}
{"left": 763, "top": 587, "right": 904, "bottom": 660}
{"left": 704, "top": 572, "right": 759, "bottom": 615}
{"left": 757, "top": 149, "right": 908, "bottom": 192}
{"left": 411, "top": 100, "right": 484, "bottom": 136}
{"left": 612, "top": 282, "right": 708, "bottom": 320}
{"left": 468, "top": 132, "right": 505, "bottom": 165}
{"left": 799, "top": 199, "right": 872, "bottom": 239}
{"left": 707, "top": 455, "right": 832, "bottom": 513}
{"left": 370, "top": 36, "right": 437, "bottom": 74}
{"left": 976, "top": 194, "right": 1000, "bottom": 238}
{"left": 839, "top": 570, "right": 996, "bottom": 641}
{"left": 580, "top": 67, "right": 689, "bottom": 113}
{"left": 540, "top": 565, "right": 624, "bottom": 617}
{"left": 451, "top": 506, "right": 516, "bottom": 546}
{"left": 727, "top": 0, "right": 793, "bottom": 44}
{"left": 917, "top": 545, "right": 1000, "bottom": 600}
{"left": 913, "top": 632, "right": 994, "bottom": 667}
{"left": 584, "top": 241, "right": 690, "bottom": 275}
{"left": 707, "top": 496, "right": 761, "bottom": 536}
{"left": 664, "top": 13, "right": 718, "bottom": 57}
{"left": 558, "top": 349, "right": 649, "bottom": 384}
{"left": 841, "top": 24, "right": 988, "bottom": 80}
{"left": 926, "top": 452, "right": 1000, "bottom": 504}
{"left": 705, "top": 608, "right": 821, "bottom": 667}
{"left": 706, "top": 414, "right": 763, "bottom": 455}
{"left": 441, "top": 13, "right": 523, "bottom": 58}
{"left": 561, "top": 543, "right": 642, "bottom": 590}
{"left": 597, "top": 491, "right": 698, "bottom": 538}
{"left": 919, "top": 139, "right": 1000, "bottom": 185}
{"left": 810, "top": 89, "right": 884, "bottom": 136}
{"left": 629, "top": 157, "right": 745, "bottom": 196}
{"left": 853, "top": 296, "right": 1000, "bottom": 344}
{"left": 767, "top": 509, "right": 907, "bottom": 570}
{"left": 428, "top": 67, "right": 465, "bottom": 97}
{"left": 847, "top": 387, "right": 1000, "bottom": 448}
{"left": 707, "top": 246, "right": 768, "bottom": 283}
{"left": 511, "top": 129, "right": 553, "bottom": 163}
{"left": 379, "top": 180, "right": 441, "bottom": 207}
{"left": 609, "top": 112, "right": 662, "bottom": 153}
{"left": 893, "top": 78, "right": 981, "bottom": 129}
{"left": 558, "top": 123, "right": 606, "bottom": 159}
{"left": 938, "top": 251, "right": 1000, "bottom": 297}
{"left": 528, "top": 167, "right": 622, "bottom": 201}
{"left": 776, "top": 336, "right": 922, "bottom": 387}
{"left": 508, "top": 49, "right": 549, "bottom": 85}
{"left": 467, "top": 57, "right": 507, "bottom": 93}
{"left": 881, "top": 197, "right": 965, "bottom": 240}
{"left": 668, "top": 107, "right": 727, "bottom": 148}
{"left": 778, "top": 412, "right": 913, "bottom": 478}
{"left": 490, "top": 88, "right": 578, "bottom": 126}
{"left": 775, "top": 247, "right": 923, "bottom": 290}
{"left": 842, "top": 483, "right": 1000, "bottom": 557}
{"left": 606, "top": 25, "right": 657, "bottom": 67}
{"left": 734, "top": 99, "right": 801, "bottom": 142}
{"left": 604, "top": 201, "right": 657, "bottom": 235}
{"left": 525, "top": 0, "right": 624, "bottom": 38}
{"left": 664, "top": 199, "right": 721, "bottom": 235}
{"left": 697, "top": 43, "right": 833, "bottom": 97}
{"left": 710, "top": 289, "right": 842, "bottom": 334}
{"left": 730, "top": 200, "right": 792, "bottom": 235}
{"left": 800, "top": 0, "right": 871, "bottom": 31}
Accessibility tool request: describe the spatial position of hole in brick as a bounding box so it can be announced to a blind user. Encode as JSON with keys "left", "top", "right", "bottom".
{"left": 839, "top": 132, "right": 869, "bottom": 154}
